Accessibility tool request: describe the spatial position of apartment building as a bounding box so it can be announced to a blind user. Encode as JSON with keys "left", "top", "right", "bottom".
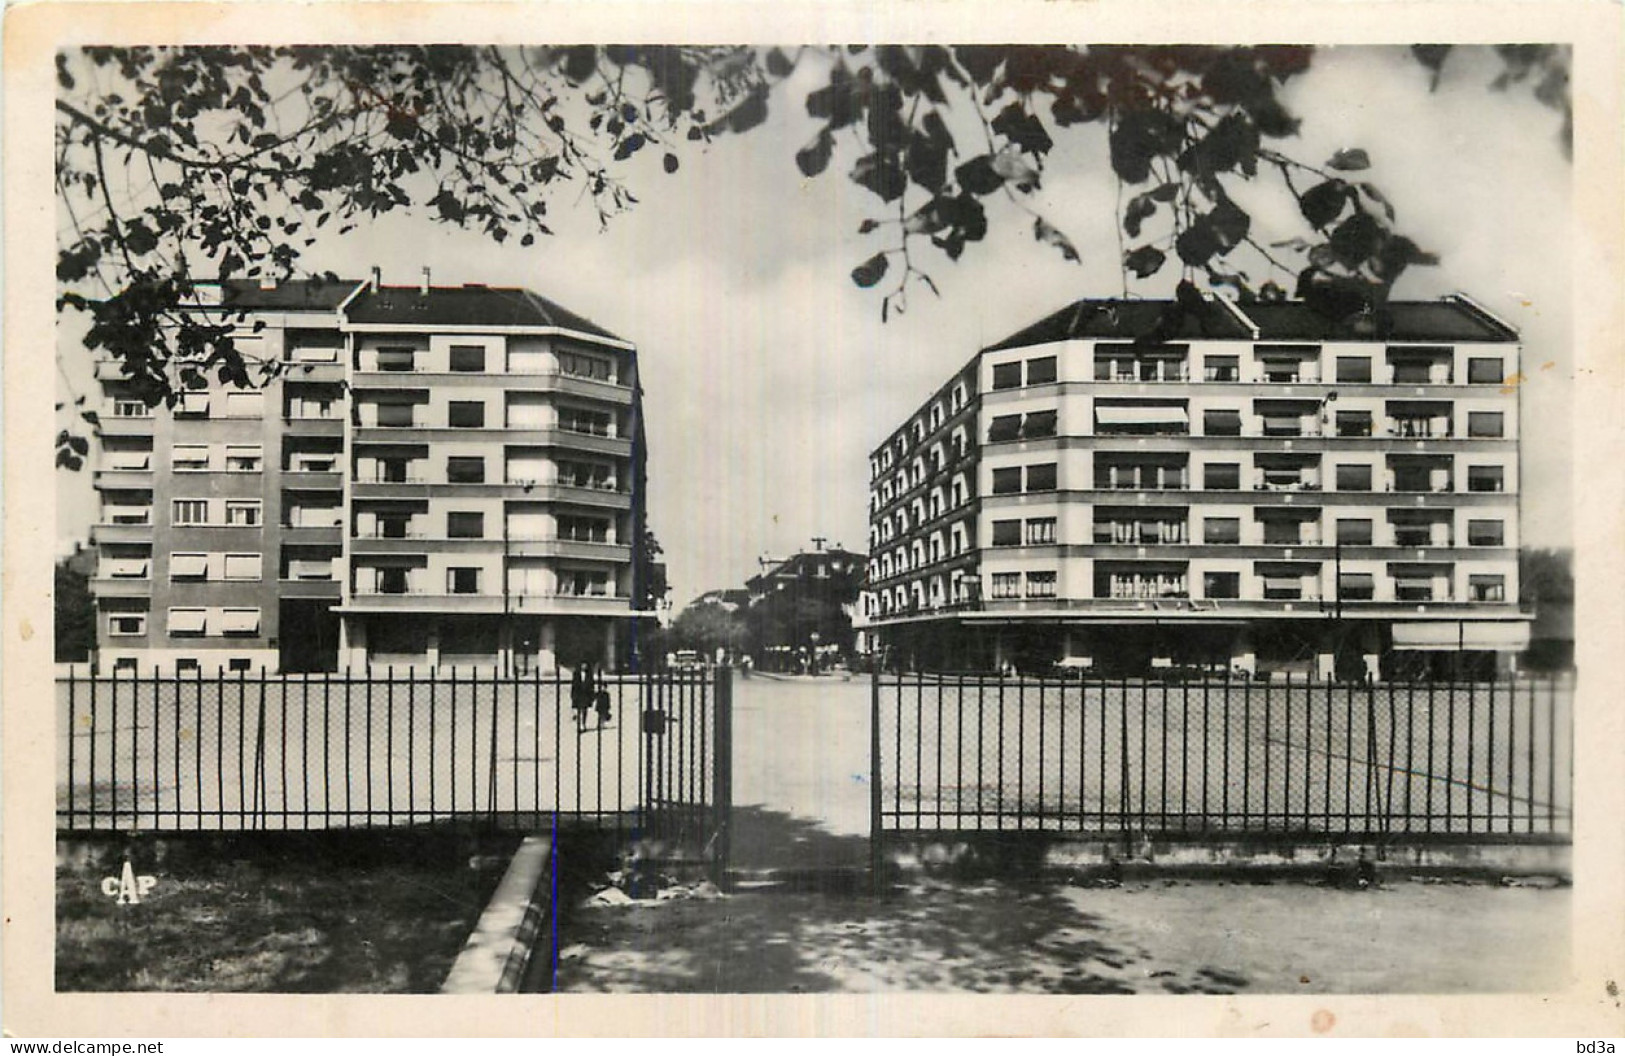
{"left": 90, "top": 272, "right": 650, "bottom": 675}
{"left": 863, "top": 294, "right": 1530, "bottom": 678}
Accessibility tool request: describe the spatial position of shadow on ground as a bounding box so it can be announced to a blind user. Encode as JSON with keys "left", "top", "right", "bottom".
{"left": 546, "top": 806, "right": 1160, "bottom": 994}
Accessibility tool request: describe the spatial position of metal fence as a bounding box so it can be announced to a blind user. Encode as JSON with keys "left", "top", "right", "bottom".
{"left": 872, "top": 673, "right": 1572, "bottom": 844}
{"left": 57, "top": 666, "right": 730, "bottom": 854}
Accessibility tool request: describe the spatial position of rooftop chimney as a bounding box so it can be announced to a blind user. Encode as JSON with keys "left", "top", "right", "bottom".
{"left": 419, "top": 267, "right": 431, "bottom": 296}
{"left": 369, "top": 266, "right": 381, "bottom": 293}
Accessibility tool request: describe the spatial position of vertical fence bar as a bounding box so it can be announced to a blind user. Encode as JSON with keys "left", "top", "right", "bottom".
{"left": 1525, "top": 677, "right": 1536, "bottom": 834}
{"left": 1546, "top": 677, "right": 1557, "bottom": 833}
{"left": 996, "top": 674, "right": 1006, "bottom": 830}
{"left": 1137, "top": 678, "right": 1147, "bottom": 838}
{"left": 956, "top": 672, "right": 966, "bottom": 832}
{"left": 1466, "top": 678, "right": 1477, "bottom": 834}
{"left": 712, "top": 666, "right": 732, "bottom": 883}
{"left": 1016, "top": 675, "right": 1026, "bottom": 831}
{"left": 1055, "top": 673, "right": 1064, "bottom": 834}
{"left": 870, "top": 670, "right": 883, "bottom": 889}
{"left": 915, "top": 672, "right": 924, "bottom": 831}
{"left": 65, "top": 669, "right": 77, "bottom": 829}
{"left": 1118, "top": 674, "right": 1130, "bottom": 848}
{"left": 1426, "top": 679, "right": 1437, "bottom": 835}
{"left": 939, "top": 674, "right": 948, "bottom": 831}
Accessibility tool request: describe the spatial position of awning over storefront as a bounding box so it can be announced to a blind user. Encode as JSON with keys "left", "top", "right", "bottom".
{"left": 1391, "top": 621, "right": 1531, "bottom": 651}
{"left": 1095, "top": 404, "right": 1188, "bottom": 426}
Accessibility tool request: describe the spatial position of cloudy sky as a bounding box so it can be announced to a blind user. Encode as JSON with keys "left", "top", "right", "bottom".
{"left": 57, "top": 45, "right": 1573, "bottom": 607}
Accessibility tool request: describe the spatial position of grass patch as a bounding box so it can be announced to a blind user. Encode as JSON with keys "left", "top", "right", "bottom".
{"left": 57, "top": 829, "right": 519, "bottom": 992}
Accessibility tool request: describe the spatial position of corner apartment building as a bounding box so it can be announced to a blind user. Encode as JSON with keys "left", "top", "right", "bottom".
{"left": 90, "top": 273, "right": 649, "bottom": 675}
{"left": 863, "top": 294, "right": 1530, "bottom": 678}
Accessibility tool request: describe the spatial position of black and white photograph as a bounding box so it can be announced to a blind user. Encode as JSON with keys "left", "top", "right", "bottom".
{"left": 6, "top": 0, "right": 1625, "bottom": 1040}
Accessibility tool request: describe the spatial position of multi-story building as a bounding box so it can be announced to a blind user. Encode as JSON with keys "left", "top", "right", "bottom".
{"left": 89, "top": 271, "right": 650, "bottom": 675}
{"left": 863, "top": 294, "right": 1530, "bottom": 679}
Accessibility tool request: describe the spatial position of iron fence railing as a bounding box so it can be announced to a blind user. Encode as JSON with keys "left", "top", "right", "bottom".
{"left": 57, "top": 667, "right": 728, "bottom": 854}
{"left": 872, "top": 672, "right": 1572, "bottom": 845}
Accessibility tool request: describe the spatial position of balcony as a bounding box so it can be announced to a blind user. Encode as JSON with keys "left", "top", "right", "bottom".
{"left": 505, "top": 539, "right": 631, "bottom": 562}
{"left": 282, "top": 361, "right": 345, "bottom": 383}
{"left": 93, "top": 467, "right": 155, "bottom": 488}
{"left": 281, "top": 469, "right": 344, "bottom": 490}
{"left": 89, "top": 577, "right": 152, "bottom": 598}
{"left": 100, "top": 415, "right": 155, "bottom": 438}
{"left": 283, "top": 416, "right": 345, "bottom": 438}
{"left": 278, "top": 578, "right": 342, "bottom": 600}
{"left": 350, "top": 535, "right": 500, "bottom": 554}
{"left": 281, "top": 524, "right": 344, "bottom": 545}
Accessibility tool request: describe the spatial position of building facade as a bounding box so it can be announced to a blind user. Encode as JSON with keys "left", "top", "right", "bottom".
{"left": 90, "top": 273, "right": 650, "bottom": 675}
{"left": 863, "top": 295, "right": 1529, "bottom": 679}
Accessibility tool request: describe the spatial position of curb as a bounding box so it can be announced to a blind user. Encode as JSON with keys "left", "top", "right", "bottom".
{"left": 441, "top": 834, "right": 554, "bottom": 994}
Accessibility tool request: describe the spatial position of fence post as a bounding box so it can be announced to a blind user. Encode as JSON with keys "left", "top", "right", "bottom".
{"left": 870, "top": 669, "right": 884, "bottom": 893}
{"left": 710, "top": 665, "right": 732, "bottom": 885}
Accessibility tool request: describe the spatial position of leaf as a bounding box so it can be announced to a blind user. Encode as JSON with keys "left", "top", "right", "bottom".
{"left": 1176, "top": 220, "right": 1223, "bottom": 267}
{"left": 1298, "top": 180, "right": 1349, "bottom": 229}
{"left": 991, "top": 102, "right": 1054, "bottom": 155}
{"left": 563, "top": 45, "right": 598, "bottom": 84}
{"left": 989, "top": 151, "right": 1040, "bottom": 192}
{"left": 1327, "top": 148, "right": 1371, "bottom": 171}
{"left": 68, "top": 435, "right": 90, "bottom": 456}
{"left": 1208, "top": 197, "right": 1251, "bottom": 250}
{"left": 795, "top": 129, "right": 834, "bottom": 178}
{"left": 1124, "top": 245, "right": 1167, "bottom": 279}
{"left": 1329, "top": 211, "right": 1382, "bottom": 267}
{"left": 123, "top": 220, "right": 158, "bottom": 256}
{"left": 612, "top": 133, "right": 646, "bottom": 160}
{"left": 765, "top": 47, "right": 794, "bottom": 78}
{"left": 720, "top": 85, "right": 769, "bottom": 135}
{"left": 1123, "top": 191, "right": 1159, "bottom": 238}
{"left": 663, "top": 152, "right": 680, "bottom": 174}
{"left": 850, "top": 151, "right": 908, "bottom": 203}
{"left": 1033, "top": 217, "right": 1079, "bottom": 262}
{"left": 858, "top": 218, "right": 881, "bottom": 234}
{"left": 954, "top": 155, "right": 1004, "bottom": 196}
{"left": 851, "top": 252, "right": 890, "bottom": 288}
{"left": 1110, "top": 109, "right": 1182, "bottom": 185}
{"left": 1358, "top": 182, "right": 1396, "bottom": 222}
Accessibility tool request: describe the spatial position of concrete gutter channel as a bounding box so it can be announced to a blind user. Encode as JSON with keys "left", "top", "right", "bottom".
{"left": 442, "top": 833, "right": 1567, "bottom": 992}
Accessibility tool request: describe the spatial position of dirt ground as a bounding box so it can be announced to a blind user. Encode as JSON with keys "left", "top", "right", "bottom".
{"left": 550, "top": 872, "right": 1570, "bottom": 994}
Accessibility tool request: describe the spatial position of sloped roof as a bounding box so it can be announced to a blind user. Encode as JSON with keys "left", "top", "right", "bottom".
{"left": 208, "top": 278, "right": 364, "bottom": 312}
{"left": 984, "top": 295, "right": 1518, "bottom": 352}
{"left": 1240, "top": 300, "right": 1518, "bottom": 343}
{"left": 343, "top": 284, "right": 625, "bottom": 342}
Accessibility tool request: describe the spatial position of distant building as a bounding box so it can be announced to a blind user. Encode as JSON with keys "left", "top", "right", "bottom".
{"left": 89, "top": 271, "right": 652, "bottom": 675}
{"left": 863, "top": 294, "right": 1530, "bottom": 678}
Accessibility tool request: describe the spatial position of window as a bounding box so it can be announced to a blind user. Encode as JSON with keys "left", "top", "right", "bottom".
{"left": 1336, "top": 356, "right": 1373, "bottom": 383}
{"left": 991, "top": 468, "right": 1022, "bottom": 495}
{"left": 1337, "top": 572, "right": 1376, "bottom": 601}
{"left": 177, "top": 391, "right": 210, "bottom": 417}
{"left": 221, "top": 608, "right": 260, "bottom": 635}
{"left": 224, "top": 501, "right": 262, "bottom": 527}
{"left": 228, "top": 658, "right": 253, "bottom": 673}
{"left": 446, "top": 456, "right": 485, "bottom": 484}
{"left": 991, "top": 520, "right": 1021, "bottom": 546}
{"left": 1470, "top": 575, "right": 1506, "bottom": 602}
{"left": 106, "top": 448, "right": 151, "bottom": 471}
{"left": 1261, "top": 519, "right": 1302, "bottom": 545}
{"left": 376, "top": 401, "right": 415, "bottom": 427}
{"left": 1204, "top": 518, "right": 1241, "bottom": 544}
{"left": 1468, "top": 519, "right": 1505, "bottom": 546}
{"left": 1203, "top": 463, "right": 1240, "bottom": 491}
{"left": 1335, "top": 464, "right": 1373, "bottom": 491}
{"left": 377, "top": 347, "right": 416, "bottom": 372}
{"left": 1262, "top": 575, "right": 1304, "bottom": 600}
{"left": 1026, "top": 518, "right": 1056, "bottom": 545}
{"left": 1025, "top": 463, "right": 1057, "bottom": 491}
{"left": 113, "top": 399, "right": 150, "bottom": 418}
{"left": 447, "top": 512, "right": 484, "bottom": 538}
{"left": 1467, "top": 357, "right": 1504, "bottom": 384}
{"left": 294, "top": 454, "right": 337, "bottom": 472}
{"left": 1467, "top": 465, "right": 1505, "bottom": 493}
{"left": 176, "top": 658, "right": 201, "bottom": 675}
{"left": 1026, "top": 356, "right": 1057, "bottom": 385}
{"left": 448, "top": 401, "right": 486, "bottom": 428}
{"left": 375, "top": 567, "right": 410, "bottom": 594}
{"left": 447, "top": 567, "right": 482, "bottom": 594}
{"left": 106, "top": 557, "right": 150, "bottom": 578}
{"left": 172, "top": 445, "right": 210, "bottom": 471}
{"left": 1467, "top": 412, "right": 1504, "bottom": 438}
{"left": 988, "top": 415, "right": 1021, "bottom": 442}
{"left": 990, "top": 572, "right": 1021, "bottom": 599}
{"left": 1336, "top": 519, "right": 1374, "bottom": 546}
{"left": 1204, "top": 355, "right": 1239, "bottom": 382}
{"left": 1335, "top": 410, "right": 1373, "bottom": 438}
{"left": 170, "top": 553, "right": 209, "bottom": 580}
{"left": 559, "top": 350, "right": 613, "bottom": 381}
{"left": 448, "top": 345, "right": 486, "bottom": 372}
{"left": 1203, "top": 409, "right": 1242, "bottom": 436}
{"left": 223, "top": 553, "right": 262, "bottom": 581}
{"left": 225, "top": 446, "right": 263, "bottom": 472}
{"left": 558, "top": 516, "right": 609, "bottom": 542}
{"left": 1393, "top": 574, "right": 1434, "bottom": 602}
{"left": 168, "top": 608, "right": 207, "bottom": 636}
{"left": 1203, "top": 572, "right": 1240, "bottom": 599}
{"left": 224, "top": 391, "right": 263, "bottom": 418}
{"left": 1391, "top": 358, "right": 1431, "bottom": 384}
{"left": 1026, "top": 571, "right": 1057, "bottom": 598}
{"left": 108, "top": 614, "right": 146, "bottom": 636}
{"left": 991, "top": 362, "right": 1022, "bottom": 390}
{"left": 1021, "top": 410, "right": 1058, "bottom": 439}
{"left": 172, "top": 499, "right": 209, "bottom": 526}
{"left": 559, "top": 407, "right": 612, "bottom": 435}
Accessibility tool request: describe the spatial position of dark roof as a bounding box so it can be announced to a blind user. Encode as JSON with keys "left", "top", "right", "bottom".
{"left": 343, "top": 285, "right": 625, "bottom": 342}
{"left": 1240, "top": 299, "right": 1518, "bottom": 343}
{"left": 983, "top": 295, "right": 1518, "bottom": 352}
{"left": 984, "top": 299, "right": 1253, "bottom": 351}
{"left": 206, "top": 278, "right": 364, "bottom": 312}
